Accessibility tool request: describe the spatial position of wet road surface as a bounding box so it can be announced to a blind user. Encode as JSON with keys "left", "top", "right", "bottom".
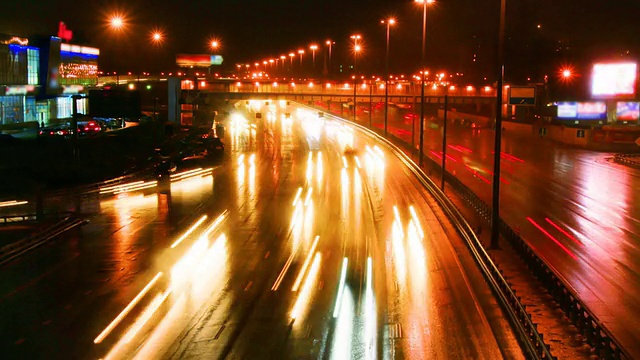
{"left": 338, "top": 100, "right": 640, "bottom": 357}
{"left": 0, "top": 102, "right": 522, "bottom": 359}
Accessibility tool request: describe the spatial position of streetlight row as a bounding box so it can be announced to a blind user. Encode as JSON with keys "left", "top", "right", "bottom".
{"left": 242, "top": 41, "right": 336, "bottom": 72}
{"left": 108, "top": 13, "right": 222, "bottom": 51}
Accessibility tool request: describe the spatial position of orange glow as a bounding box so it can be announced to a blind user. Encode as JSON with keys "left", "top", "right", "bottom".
{"left": 354, "top": 44, "right": 362, "bottom": 52}
{"left": 298, "top": 49, "right": 305, "bottom": 54}
{"left": 151, "top": 30, "right": 163, "bottom": 44}
{"left": 310, "top": 44, "right": 318, "bottom": 50}
{"left": 109, "top": 15, "right": 125, "bottom": 30}
{"left": 210, "top": 40, "right": 219, "bottom": 49}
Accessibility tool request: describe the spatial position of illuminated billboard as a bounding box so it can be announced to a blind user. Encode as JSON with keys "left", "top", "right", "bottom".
{"left": 176, "top": 54, "right": 223, "bottom": 67}
{"left": 616, "top": 102, "right": 639, "bottom": 121}
{"left": 591, "top": 62, "right": 637, "bottom": 99}
{"left": 557, "top": 102, "right": 607, "bottom": 120}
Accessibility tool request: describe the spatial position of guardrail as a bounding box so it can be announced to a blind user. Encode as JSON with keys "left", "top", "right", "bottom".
{"left": 613, "top": 153, "right": 640, "bottom": 169}
{"left": 297, "top": 104, "right": 555, "bottom": 359}
{"left": 0, "top": 216, "right": 86, "bottom": 266}
{"left": 329, "top": 107, "right": 631, "bottom": 358}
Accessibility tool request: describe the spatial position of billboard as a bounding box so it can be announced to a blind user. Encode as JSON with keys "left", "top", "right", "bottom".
{"left": 616, "top": 102, "right": 640, "bottom": 121}
{"left": 591, "top": 62, "right": 637, "bottom": 99}
{"left": 557, "top": 102, "right": 607, "bottom": 120}
{"left": 176, "top": 54, "right": 223, "bottom": 67}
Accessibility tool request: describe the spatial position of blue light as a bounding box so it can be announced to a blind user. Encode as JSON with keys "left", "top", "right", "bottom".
{"left": 60, "top": 51, "right": 98, "bottom": 61}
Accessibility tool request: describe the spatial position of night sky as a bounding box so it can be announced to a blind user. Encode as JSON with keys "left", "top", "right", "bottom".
{"left": 1, "top": 0, "right": 639, "bottom": 84}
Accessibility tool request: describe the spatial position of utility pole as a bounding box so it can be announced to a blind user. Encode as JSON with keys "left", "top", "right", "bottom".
{"left": 490, "top": 0, "right": 506, "bottom": 249}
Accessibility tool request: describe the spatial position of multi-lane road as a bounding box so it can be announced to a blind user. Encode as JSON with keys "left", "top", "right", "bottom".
{"left": 0, "top": 102, "right": 523, "bottom": 359}
{"left": 336, "top": 100, "right": 640, "bottom": 357}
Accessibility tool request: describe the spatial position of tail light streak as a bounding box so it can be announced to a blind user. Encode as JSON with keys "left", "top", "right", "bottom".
{"left": 527, "top": 217, "right": 578, "bottom": 259}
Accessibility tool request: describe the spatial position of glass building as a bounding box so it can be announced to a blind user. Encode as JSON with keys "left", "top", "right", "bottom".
{"left": 0, "top": 34, "right": 99, "bottom": 127}
{"left": 0, "top": 36, "right": 39, "bottom": 125}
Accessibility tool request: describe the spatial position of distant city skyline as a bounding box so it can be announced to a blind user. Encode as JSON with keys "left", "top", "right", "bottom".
{"left": 0, "top": 0, "right": 638, "bottom": 87}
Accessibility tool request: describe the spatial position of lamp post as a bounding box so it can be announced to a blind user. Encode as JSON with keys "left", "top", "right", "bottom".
{"left": 351, "top": 35, "right": 362, "bottom": 122}
{"left": 280, "top": 55, "right": 286, "bottom": 69}
{"left": 415, "top": 0, "right": 434, "bottom": 167}
{"left": 382, "top": 18, "right": 396, "bottom": 137}
{"left": 298, "top": 49, "right": 305, "bottom": 66}
{"left": 310, "top": 44, "right": 318, "bottom": 68}
{"left": 490, "top": 0, "right": 506, "bottom": 249}
{"left": 325, "top": 40, "right": 334, "bottom": 77}
{"left": 289, "top": 53, "right": 295, "bottom": 67}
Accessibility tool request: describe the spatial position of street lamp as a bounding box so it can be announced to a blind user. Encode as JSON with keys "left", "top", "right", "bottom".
{"left": 210, "top": 40, "right": 220, "bottom": 51}
{"left": 415, "top": 0, "right": 434, "bottom": 167}
{"left": 310, "top": 44, "right": 318, "bottom": 68}
{"left": 289, "top": 52, "right": 295, "bottom": 67}
{"left": 298, "top": 49, "right": 305, "bottom": 66}
{"left": 109, "top": 15, "right": 125, "bottom": 31}
{"left": 488, "top": 0, "right": 507, "bottom": 249}
{"left": 280, "top": 55, "right": 286, "bottom": 68}
{"left": 381, "top": 18, "right": 396, "bottom": 137}
{"left": 150, "top": 30, "right": 163, "bottom": 45}
{"left": 351, "top": 35, "right": 362, "bottom": 122}
{"left": 325, "top": 40, "right": 335, "bottom": 77}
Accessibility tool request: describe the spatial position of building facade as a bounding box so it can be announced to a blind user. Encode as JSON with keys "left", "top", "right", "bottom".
{"left": 0, "top": 33, "right": 99, "bottom": 128}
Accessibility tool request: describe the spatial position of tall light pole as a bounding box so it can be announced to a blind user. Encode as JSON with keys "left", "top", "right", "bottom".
{"left": 491, "top": 0, "right": 506, "bottom": 249}
{"left": 289, "top": 52, "right": 295, "bottom": 67}
{"left": 415, "top": 0, "right": 434, "bottom": 167}
{"left": 310, "top": 44, "right": 318, "bottom": 68}
{"left": 325, "top": 40, "right": 334, "bottom": 77}
{"left": 280, "top": 55, "right": 286, "bottom": 69}
{"left": 298, "top": 49, "right": 305, "bottom": 66}
{"left": 351, "top": 35, "right": 362, "bottom": 122}
{"left": 382, "top": 18, "right": 396, "bottom": 137}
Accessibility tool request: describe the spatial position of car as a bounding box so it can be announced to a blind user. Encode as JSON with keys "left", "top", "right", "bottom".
{"left": 77, "top": 120, "right": 104, "bottom": 136}
{"left": 39, "top": 125, "right": 71, "bottom": 138}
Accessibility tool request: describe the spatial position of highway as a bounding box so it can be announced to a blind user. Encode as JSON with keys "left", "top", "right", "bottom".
{"left": 0, "top": 101, "right": 523, "bottom": 359}
{"left": 337, "top": 100, "right": 640, "bottom": 357}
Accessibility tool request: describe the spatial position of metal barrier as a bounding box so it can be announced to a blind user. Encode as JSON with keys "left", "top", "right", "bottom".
{"left": 613, "top": 153, "right": 640, "bottom": 169}
{"left": 0, "top": 216, "right": 86, "bottom": 266}
{"left": 295, "top": 103, "right": 556, "bottom": 359}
